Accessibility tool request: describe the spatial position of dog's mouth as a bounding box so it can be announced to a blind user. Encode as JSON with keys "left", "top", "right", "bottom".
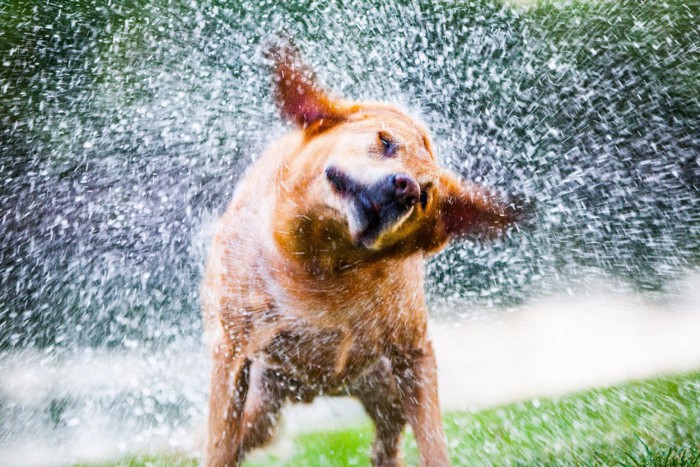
{"left": 325, "top": 166, "right": 420, "bottom": 248}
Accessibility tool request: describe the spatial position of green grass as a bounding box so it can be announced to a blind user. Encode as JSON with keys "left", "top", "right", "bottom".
{"left": 89, "top": 371, "right": 700, "bottom": 466}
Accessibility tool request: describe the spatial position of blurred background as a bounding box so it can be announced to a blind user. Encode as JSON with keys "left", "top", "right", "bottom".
{"left": 1, "top": 0, "right": 698, "bottom": 465}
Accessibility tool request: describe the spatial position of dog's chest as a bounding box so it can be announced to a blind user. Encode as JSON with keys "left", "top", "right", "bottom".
{"left": 260, "top": 326, "right": 382, "bottom": 390}
{"left": 252, "top": 253, "right": 428, "bottom": 390}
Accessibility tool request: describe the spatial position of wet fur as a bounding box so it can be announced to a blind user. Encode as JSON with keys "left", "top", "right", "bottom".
{"left": 202, "top": 44, "right": 519, "bottom": 467}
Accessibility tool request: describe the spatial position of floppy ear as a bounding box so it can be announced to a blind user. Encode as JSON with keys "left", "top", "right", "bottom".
{"left": 435, "top": 170, "right": 521, "bottom": 243}
{"left": 267, "top": 41, "right": 346, "bottom": 128}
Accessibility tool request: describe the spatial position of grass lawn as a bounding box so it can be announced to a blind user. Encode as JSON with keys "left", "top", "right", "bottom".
{"left": 87, "top": 371, "right": 700, "bottom": 466}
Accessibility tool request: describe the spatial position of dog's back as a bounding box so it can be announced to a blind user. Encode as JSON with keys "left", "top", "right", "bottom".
{"left": 201, "top": 132, "right": 299, "bottom": 344}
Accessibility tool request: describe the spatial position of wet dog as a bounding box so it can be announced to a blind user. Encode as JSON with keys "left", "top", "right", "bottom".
{"left": 201, "top": 44, "right": 520, "bottom": 466}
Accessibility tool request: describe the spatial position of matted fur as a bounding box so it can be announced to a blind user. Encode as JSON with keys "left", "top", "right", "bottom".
{"left": 202, "top": 43, "right": 519, "bottom": 467}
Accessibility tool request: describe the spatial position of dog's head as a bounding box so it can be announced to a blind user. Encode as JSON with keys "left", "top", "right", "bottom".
{"left": 268, "top": 44, "right": 520, "bottom": 268}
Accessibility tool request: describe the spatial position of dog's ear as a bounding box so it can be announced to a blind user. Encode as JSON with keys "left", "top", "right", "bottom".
{"left": 266, "top": 41, "right": 346, "bottom": 128}
{"left": 431, "top": 170, "right": 521, "bottom": 246}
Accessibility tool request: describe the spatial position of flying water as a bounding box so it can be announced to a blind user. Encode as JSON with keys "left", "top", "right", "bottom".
{"left": 0, "top": 0, "right": 698, "bottom": 463}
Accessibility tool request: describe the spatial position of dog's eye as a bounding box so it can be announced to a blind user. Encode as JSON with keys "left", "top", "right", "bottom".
{"left": 378, "top": 132, "right": 398, "bottom": 158}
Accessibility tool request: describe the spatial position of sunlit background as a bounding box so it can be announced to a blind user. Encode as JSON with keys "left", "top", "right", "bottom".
{"left": 1, "top": 0, "right": 698, "bottom": 465}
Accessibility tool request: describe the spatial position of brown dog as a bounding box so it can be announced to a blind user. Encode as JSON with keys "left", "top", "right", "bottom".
{"left": 201, "top": 44, "right": 519, "bottom": 466}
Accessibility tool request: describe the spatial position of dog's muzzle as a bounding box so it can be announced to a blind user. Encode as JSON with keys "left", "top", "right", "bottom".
{"left": 325, "top": 166, "right": 420, "bottom": 246}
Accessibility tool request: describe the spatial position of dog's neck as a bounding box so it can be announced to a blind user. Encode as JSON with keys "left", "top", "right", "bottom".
{"left": 273, "top": 213, "right": 424, "bottom": 279}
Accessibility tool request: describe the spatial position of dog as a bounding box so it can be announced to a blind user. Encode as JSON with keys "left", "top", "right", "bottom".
{"left": 201, "top": 43, "right": 520, "bottom": 466}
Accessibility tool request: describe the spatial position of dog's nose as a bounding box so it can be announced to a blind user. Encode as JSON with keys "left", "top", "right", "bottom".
{"left": 391, "top": 174, "right": 420, "bottom": 207}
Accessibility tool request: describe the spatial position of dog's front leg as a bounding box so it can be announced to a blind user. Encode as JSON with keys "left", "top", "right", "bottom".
{"left": 393, "top": 341, "right": 450, "bottom": 467}
{"left": 206, "top": 339, "right": 251, "bottom": 467}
